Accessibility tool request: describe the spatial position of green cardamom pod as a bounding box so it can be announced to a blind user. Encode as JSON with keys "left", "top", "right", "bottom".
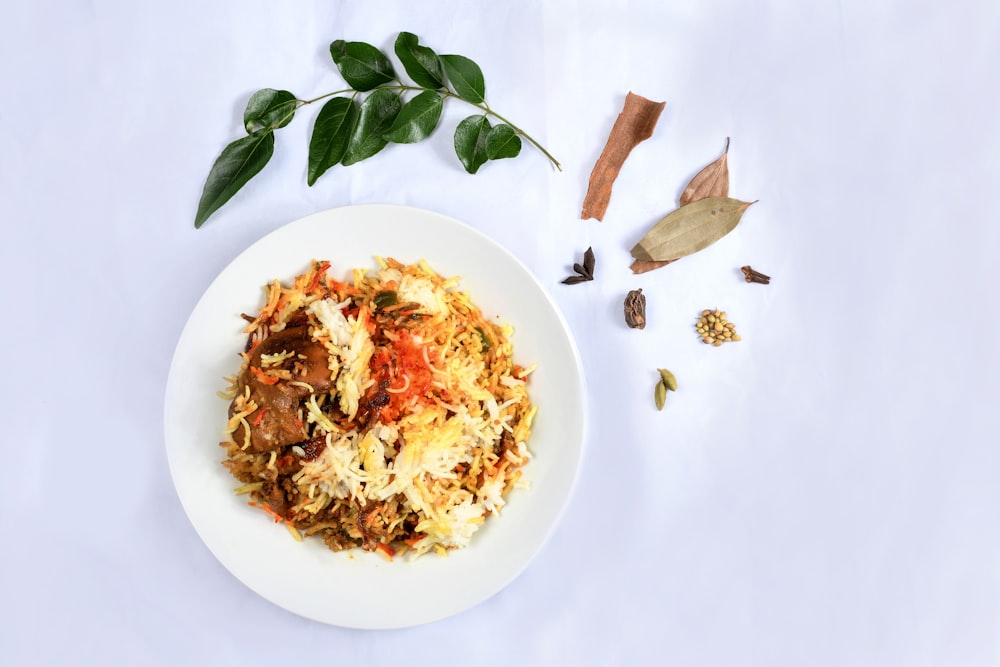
{"left": 658, "top": 368, "right": 678, "bottom": 392}
{"left": 654, "top": 379, "right": 668, "bottom": 410}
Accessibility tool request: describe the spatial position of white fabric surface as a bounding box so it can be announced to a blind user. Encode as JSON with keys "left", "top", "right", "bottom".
{"left": 2, "top": 1, "right": 998, "bottom": 664}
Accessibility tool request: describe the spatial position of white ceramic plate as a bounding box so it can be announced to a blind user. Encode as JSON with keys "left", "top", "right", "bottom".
{"left": 164, "top": 205, "right": 585, "bottom": 629}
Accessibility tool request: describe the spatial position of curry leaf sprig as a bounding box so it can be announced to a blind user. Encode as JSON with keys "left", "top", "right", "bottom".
{"left": 194, "top": 31, "right": 561, "bottom": 228}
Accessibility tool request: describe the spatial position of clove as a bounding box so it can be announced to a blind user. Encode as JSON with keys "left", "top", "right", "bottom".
{"left": 741, "top": 265, "right": 771, "bottom": 285}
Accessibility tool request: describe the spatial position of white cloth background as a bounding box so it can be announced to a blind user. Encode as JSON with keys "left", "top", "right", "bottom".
{"left": 2, "top": 1, "right": 998, "bottom": 665}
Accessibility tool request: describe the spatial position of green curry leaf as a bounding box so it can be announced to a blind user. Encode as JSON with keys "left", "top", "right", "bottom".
{"left": 194, "top": 130, "right": 275, "bottom": 228}
{"left": 382, "top": 90, "right": 443, "bottom": 144}
{"left": 329, "top": 40, "right": 396, "bottom": 91}
{"left": 440, "top": 54, "right": 485, "bottom": 104}
{"left": 486, "top": 124, "right": 522, "bottom": 160}
{"left": 307, "top": 97, "right": 358, "bottom": 185}
{"left": 393, "top": 32, "right": 445, "bottom": 89}
{"left": 244, "top": 89, "right": 297, "bottom": 132}
{"left": 343, "top": 88, "right": 402, "bottom": 165}
{"left": 454, "top": 115, "right": 491, "bottom": 174}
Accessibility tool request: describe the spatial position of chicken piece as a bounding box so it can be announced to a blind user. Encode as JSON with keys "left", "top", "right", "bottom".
{"left": 254, "top": 325, "right": 334, "bottom": 393}
{"left": 230, "top": 325, "right": 334, "bottom": 452}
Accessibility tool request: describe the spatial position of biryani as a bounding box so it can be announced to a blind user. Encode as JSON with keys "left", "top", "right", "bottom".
{"left": 219, "top": 258, "right": 535, "bottom": 559}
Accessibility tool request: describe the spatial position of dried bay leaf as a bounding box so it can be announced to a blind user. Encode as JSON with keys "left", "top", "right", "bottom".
{"left": 581, "top": 92, "right": 666, "bottom": 221}
{"left": 679, "top": 137, "right": 730, "bottom": 206}
{"left": 630, "top": 138, "right": 734, "bottom": 274}
{"left": 630, "top": 258, "right": 677, "bottom": 274}
{"left": 631, "top": 197, "right": 756, "bottom": 262}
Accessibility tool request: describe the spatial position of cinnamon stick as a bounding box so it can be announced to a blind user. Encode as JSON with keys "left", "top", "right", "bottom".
{"left": 581, "top": 92, "right": 666, "bottom": 221}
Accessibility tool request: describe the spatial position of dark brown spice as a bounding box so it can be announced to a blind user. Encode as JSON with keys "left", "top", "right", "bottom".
{"left": 583, "top": 246, "right": 596, "bottom": 275}
{"left": 624, "top": 289, "right": 646, "bottom": 329}
{"left": 741, "top": 265, "right": 771, "bottom": 284}
{"left": 299, "top": 435, "right": 328, "bottom": 461}
{"left": 562, "top": 247, "right": 596, "bottom": 284}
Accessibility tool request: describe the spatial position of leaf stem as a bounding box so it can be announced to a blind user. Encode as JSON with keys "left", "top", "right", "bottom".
{"left": 461, "top": 98, "right": 562, "bottom": 172}
{"left": 295, "top": 84, "right": 561, "bottom": 171}
{"left": 269, "top": 88, "right": 359, "bottom": 131}
{"left": 299, "top": 88, "right": 357, "bottom": 105}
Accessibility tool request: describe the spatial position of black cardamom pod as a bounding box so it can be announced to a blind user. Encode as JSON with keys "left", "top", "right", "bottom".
{"left": 624, "top": 289, "right": 646, "bottom": 329}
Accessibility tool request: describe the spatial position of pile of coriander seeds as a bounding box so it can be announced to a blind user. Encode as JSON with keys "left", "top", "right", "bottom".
{"left": 695, "top": 309, "right": 741, "bottom": 346}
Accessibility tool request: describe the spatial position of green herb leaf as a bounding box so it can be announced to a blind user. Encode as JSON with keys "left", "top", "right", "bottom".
{"left": 630, "top": 197, "right": 756, "bottom": 262}
{"left": 244, "top": 89, "right": 297, "bottom": 132}
{"left": 440, "top": 54, "right": 485, "bottom": 104}
{"left": 382, "top": 90, "right": 443, "bottom": 144}
{"left": 486, "top": 124, "right": 521, "bottom": 160}
{"left": 373, "top": 290, "right": 398, "bottom": 310}
{"left": 307, "top": 97, "right": 358, "bottom": 186}
{"left": 342, "top": 88, "right": 402, "bottom": 166}
{"left": 475, "top": 326, "right": 492, "bottom": 351}
{"left": 194, "top": 130, "right": 275, "bottom": 228}
{"left": 393, "top": 32, "right": 445, "bottom": 89}
{"left": 454, "top": 115, "right": 491, "bottom": 174}
{"left": 329, "top": 40, "right": 396, "bottom": 92}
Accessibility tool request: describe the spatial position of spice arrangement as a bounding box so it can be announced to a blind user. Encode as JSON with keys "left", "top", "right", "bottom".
{"left": 566, "top": 92, "right": 772, "bottom": 411}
